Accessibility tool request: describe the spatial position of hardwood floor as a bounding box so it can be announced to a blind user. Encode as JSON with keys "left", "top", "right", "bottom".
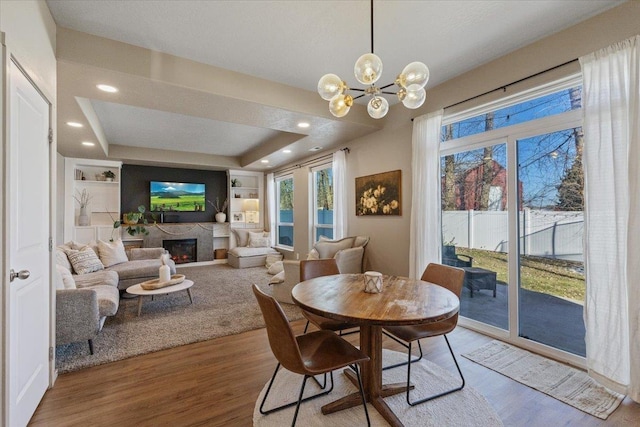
{"left": 31, "top": 320, "right": 639, "bottom": 426}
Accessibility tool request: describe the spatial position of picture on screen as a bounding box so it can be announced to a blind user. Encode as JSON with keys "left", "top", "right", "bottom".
{"left": 150, "top": 181, "right": 206, "bottom": 212}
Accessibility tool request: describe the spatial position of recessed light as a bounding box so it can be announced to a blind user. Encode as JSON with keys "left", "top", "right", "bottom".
{"left": 81, "top": 141, "right": 95, "bottom": 147}
{"left": 309, "top": 146, "right": 323, "bottom": 152}
{"left": 261, "top": 159, "right": 269, "bottom": 164}
{"left": 297, "top": 121, "right": 310, "bottom": 129}
{"left": 67, "top": 121, "right": 83, "bottom": 128}
{"left": 96, "top": 84, "right": 118, "bottom": 93}
{"left": 282, "top": 149, "right": 291, "bottom": 154}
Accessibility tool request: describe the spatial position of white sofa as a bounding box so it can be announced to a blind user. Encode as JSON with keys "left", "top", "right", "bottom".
{"left": 227, "top": 228, "right": 280, "bottom": 268}
{"left": 271, "top": 236, "right": 369, "bottom": 304}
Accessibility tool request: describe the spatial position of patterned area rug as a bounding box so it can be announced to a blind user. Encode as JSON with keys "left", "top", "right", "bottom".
{"left": 56, "top": 264, "right": 302, "bottom": 373}
{"left": 254, "top": 348, "right": 503, "bottom": 426}
{"left": 462, "top": 340, "right": 624, "bottom": 419}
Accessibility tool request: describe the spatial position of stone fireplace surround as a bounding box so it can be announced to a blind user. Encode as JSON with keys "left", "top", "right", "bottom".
{"left": 143, "top": 222, "right": 223, "bottom": 262}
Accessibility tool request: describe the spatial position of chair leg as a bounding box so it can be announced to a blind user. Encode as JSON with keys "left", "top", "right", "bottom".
{"left": 382, "top": 331, "right": 423, "bottom": 370}
{"left": 406, "top": 335, "right": 465, "bottom": 406}
{"left": 353, "top": 364, "right": 371, "bottom": 426}
{"left": 260, "top": 363, "right": 335, "bottom": 416}
{"left": 88, "top": 339, "right": 94, "bottom": 355}
{"left": 310, "top": 372, "right": 327, "bottom": 389}
{"left": 291, "top": 376, "right": 309, "bottom": 427}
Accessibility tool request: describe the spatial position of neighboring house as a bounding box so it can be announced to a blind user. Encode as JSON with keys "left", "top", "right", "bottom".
{"left": 444, "top": 159, "right": 522, "bottom": 211}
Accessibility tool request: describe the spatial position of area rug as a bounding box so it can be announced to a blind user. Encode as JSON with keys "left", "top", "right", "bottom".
{"left": 254, "top": 349, "right": 503, "bottom": 426}
{"left": 462, "top": 340, "right": 624, "bottom": 419}
{"left": 56, "top": 264, "right": 302, "bottom": 373}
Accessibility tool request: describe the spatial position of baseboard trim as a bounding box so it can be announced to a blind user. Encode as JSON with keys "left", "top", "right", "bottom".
{"left": 177, "top": 260, "right": 228, "bottom": 268}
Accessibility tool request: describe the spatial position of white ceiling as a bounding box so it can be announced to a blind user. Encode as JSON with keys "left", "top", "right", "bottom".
{"left": 47, "top": 0, "right": 622, "bottom": 170}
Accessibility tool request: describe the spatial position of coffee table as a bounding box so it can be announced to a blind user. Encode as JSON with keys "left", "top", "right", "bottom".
{"left": 126, "top": 279, "right": 194, "bottom": 316}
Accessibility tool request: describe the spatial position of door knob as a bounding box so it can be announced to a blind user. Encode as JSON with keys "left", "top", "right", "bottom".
{"left": 9, "top": 269, "right": 30, "bottom": 282}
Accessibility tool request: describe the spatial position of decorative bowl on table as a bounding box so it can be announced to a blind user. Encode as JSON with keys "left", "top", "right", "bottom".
{"left": 140, "top": 274, "right": 186, "bottom": 290}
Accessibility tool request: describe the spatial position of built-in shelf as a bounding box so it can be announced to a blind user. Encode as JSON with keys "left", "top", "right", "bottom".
{"left": 65, "top": 157, "right": 123, "bottom": 243}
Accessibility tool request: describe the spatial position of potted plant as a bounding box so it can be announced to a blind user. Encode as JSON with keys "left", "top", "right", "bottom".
{"left": 231, "top": 178, "right": 241, "bottom": 187}
{"left": 103, "top": 170, "right": 116, "bottom": 182}
{"left": 123, "top": 205, "right": 151, "bottom": 236}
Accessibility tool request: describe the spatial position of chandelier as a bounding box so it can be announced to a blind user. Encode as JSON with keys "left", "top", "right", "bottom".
{"left": 317, "top": 0, "right": 429, "bottom": 119}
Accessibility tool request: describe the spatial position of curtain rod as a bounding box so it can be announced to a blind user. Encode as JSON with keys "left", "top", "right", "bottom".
{"left": 273, "top": 147, "right": 350, "bottom": 176}
{"left": 445, "top": 58, "right": 578, "bottom": 110}
{"left": 411, "top": 58, "right": 579, "bottom": 121}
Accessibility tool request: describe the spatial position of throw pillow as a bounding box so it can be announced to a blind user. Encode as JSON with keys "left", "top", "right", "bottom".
{"left": 232, "top": 228, "right": 254, "bottom": 247}
{"left": 65, "top": 246, "right": 104, "bottom": 275}
{"left": 265, "top": 253, "right": 283, "bottom": 268}
{"left": 248, "top": 231, "right": 269, "bottom": 248}
{"left": 267, "top": 260, "right": 284, "bottom": 275}
{"left": 313, "top": 237, "right": 355, "bottom": 259}
{"left": 269, "top": 270, "right": 285, "bottom": 284}
{"left": 55, "top": 247, "right": 72, "bottom": 271}
{"left": 98, "top": 239, "right": 129, "bottom": 267}
{"left": 307, "top": 249, "right": 320, "bottom": 260}
{"left": 56, "top": 264, "right": 76, "bottom": 289}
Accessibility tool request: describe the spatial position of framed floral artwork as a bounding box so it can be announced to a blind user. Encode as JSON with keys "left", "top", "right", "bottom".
{"left": 355, "top": 170, "right": 402, "bottom": 216}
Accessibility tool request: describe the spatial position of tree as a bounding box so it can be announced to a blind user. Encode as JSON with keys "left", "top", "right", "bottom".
{"left": 316, "top": 169, "right": 333, "bottom": 210}
{"left": 479, "top": 112, "right": 495, "bottom": 210}
{"left": 279, "top": 178, "right": 293, "bottom": 210}
{"left": 556, "top": 88, "right": 584, "bottom": 211}
{"left": 443, "top": 124, "right": 456, "bottom": 210}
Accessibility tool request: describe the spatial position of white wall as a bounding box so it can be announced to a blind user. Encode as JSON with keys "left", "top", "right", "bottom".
{"left": 0, "top": 0, "right": 57, "bottom": 422}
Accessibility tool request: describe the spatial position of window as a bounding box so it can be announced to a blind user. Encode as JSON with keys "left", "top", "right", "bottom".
{"left": 440, "top": 80, "right": 586, "bottom": 359}
{"left": 276, "top": 175, "right": 294, "bottom": 248}
{"left": 311, "top": 164, "right": 334, "bottom": 241}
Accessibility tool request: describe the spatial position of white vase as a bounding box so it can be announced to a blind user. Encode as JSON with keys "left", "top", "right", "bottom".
{"left": 78, "top": 206, "right": 90, "bottom": 226}
{"left": 215, "top": 212, "right": 226, "bottom": 223}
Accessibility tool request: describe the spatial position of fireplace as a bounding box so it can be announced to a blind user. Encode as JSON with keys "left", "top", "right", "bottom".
{"left": 163, "top": 239, "right": 197, "bottom": 264}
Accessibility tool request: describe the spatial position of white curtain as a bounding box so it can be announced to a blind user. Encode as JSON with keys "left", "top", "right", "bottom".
{"left": 581, "top": 35, "right": 639, "bottom": 402}
{"left": 333, "top": 149, "right": 348, "bottom": 239}
{"left": 266, "top": 173, "right": 276, "bottom": 246}
{"left": 409, "top": 110, "right": 444, "bottom": 279}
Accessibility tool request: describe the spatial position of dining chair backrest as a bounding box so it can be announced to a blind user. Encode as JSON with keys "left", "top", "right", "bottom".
{"left": 300, "top": 259, "right": 340, "bottom": 282}
{"left": 252, "top": 284, "right": 306, "bottom": 375}
{"left": 421, "top": 263, "right": 465, "bottom": 298}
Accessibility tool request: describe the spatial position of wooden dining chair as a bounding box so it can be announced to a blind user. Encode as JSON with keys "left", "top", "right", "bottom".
{"left": 252, "top": 285, "right": 370, "bottom": 426}
{"left": 382, "top": 263, "right": 466, "bottom": 406}
{"left": 300, "top": 259, "right": 359, "bottom": 335}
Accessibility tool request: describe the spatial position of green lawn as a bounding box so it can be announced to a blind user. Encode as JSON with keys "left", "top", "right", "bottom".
{"left": 456, "top": 247, "right": 585, "bottom": 303}
{"left": 150, "top": 195, "right": 205, "bottom": 212}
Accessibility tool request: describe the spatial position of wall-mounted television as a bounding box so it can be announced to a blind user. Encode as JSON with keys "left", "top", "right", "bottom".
{"left": 150, "top": 181, "right": 206, "bottom": 212}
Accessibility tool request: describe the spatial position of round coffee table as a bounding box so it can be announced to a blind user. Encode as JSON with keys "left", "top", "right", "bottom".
{"left": 126, "top": 279, "right": 194, "bottom": 316}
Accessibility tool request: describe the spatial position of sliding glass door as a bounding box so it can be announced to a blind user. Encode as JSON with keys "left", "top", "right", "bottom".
{"left": 516, "top": 127, "right": 585, "bottom": 356}
{"left": 441, "top": 143, "right": 509, "bottom": 332}
{"left": 439, "top": 80, "right": 586, "bottom": 360}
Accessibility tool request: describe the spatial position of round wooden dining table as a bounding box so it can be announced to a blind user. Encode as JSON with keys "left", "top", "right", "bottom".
{"left": 292, "top": 273, "right": 460, "bottom": 427}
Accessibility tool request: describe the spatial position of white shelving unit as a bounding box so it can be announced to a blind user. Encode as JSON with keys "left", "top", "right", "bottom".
{"left": 64, "top": 157, "right": 123, "bottom": 243}
{"left": 228, "top": 170, "right": 264, "bottom": 233}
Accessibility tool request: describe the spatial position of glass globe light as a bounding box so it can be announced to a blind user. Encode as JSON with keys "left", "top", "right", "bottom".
{"left": 401, "top": 87, "right": 426, "bottom": 109}
{"left": 354, "top": 53, "right": 383, "bottom": 84}
{"left": 317, "top": 74, "right": 346, "bottom": 101}
{"left": 329, "top": 94, "right": 353, "bottom": 118}
{"left": 399, "top": 62, "right": 430, "bottom": 89}
{"left": 367, "top": 96, "right": 389, "bottom": 119}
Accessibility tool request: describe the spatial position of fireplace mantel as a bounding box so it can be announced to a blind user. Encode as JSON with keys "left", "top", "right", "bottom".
{"left": 142, "top": 222, "right": 229, "bottom": 263}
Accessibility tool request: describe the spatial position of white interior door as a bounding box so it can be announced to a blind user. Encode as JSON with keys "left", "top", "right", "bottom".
{"left": 7, "top": 59, "right": 50, "bottom": 427}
